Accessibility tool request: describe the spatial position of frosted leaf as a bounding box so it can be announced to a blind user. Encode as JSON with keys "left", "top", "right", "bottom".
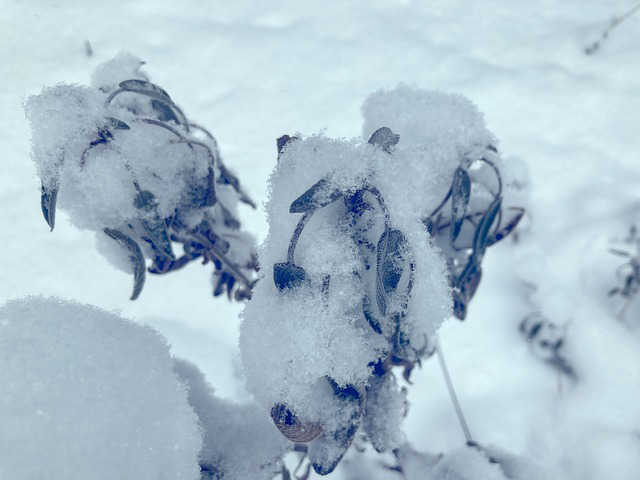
{"left": 173, "top": 359, "right": 290, "bottom": 480}
{"left": 362, "top": 85, "right": 524, "bottom": 321}
{"left": 308, "top": 380, "right": 365, "bottom": 476}
{"left": 0, "top": 297, "right": 202, "bottom": 480}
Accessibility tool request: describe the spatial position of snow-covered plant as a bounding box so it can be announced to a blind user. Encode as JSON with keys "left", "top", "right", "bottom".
{"left": 22, "top": 56, "right": 526, "bottom": 478}
{"left": 26, "top": 52, "right": 257, "bottom": 301}
{"left": 240, "top": 85, "right": 524, "bottom": 475}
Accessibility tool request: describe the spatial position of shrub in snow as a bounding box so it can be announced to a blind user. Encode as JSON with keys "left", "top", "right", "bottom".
{"left": 0, "top": 296, "right": 202, "bottom": 480}
{"left": 24, "top": 55, "right": 527, "bottom": 477}
{"left": 240, "top": 85, "right": 524, "bottom": 475}
{"left": 25, "top": 52, "right": 257, "bottom": 301}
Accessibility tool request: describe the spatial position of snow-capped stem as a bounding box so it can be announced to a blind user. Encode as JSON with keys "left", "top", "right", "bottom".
{"left": 288, "top": 211, "right": 314, "bottom": 264}
{"left": 436, "top": 336, "right": 474, "bottom": 444}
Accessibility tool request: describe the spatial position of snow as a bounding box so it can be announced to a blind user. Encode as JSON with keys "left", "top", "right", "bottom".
{"left": 2, "top": 0, "right": 640, "bottom": 479}
{"left": 0, "top": 297, "right": 202, "bottom": 480}
{"left": 173, "top": 358, "right": 290, "bottom": 480}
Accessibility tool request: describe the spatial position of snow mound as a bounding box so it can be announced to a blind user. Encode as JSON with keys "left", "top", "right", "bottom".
{"left": 0, "top": 297, "right": 202, "bottom": 480}
{"left": 174, "top": 359, "right": 290, "bottom": 480}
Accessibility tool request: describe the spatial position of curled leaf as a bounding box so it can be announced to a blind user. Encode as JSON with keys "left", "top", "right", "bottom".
{"left": 472, "top": 197, "right": 502, "bottom": 264}
{"left": 118, "top": 79, "right": 173, "bottom": 104}
{"left": 290, "top": 178, "right": 344, "bottom": 214}
{"left": 368, "top": 127, "right": 400, "bottom": 153}
{"left": 103, "top": 228, "right": 146, "bottom": 300}
{"left": 450, "top": 167, "right": 471, "bottom": 243}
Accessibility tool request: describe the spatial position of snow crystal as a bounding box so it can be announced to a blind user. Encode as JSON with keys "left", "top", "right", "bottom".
{"left": 174, "top": 359, "right": 290, "bottom": 480}
{"left": 0, "top": 297, "right": 202, "bottom": 480}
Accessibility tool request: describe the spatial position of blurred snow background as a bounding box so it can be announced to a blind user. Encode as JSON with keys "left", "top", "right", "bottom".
{"left": 1, "top": 0, "right": 640, "bottom": 478}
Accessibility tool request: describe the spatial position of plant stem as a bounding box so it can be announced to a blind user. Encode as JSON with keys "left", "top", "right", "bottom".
{"left": 436, "top": 336, "right": 474, "bottom": 444}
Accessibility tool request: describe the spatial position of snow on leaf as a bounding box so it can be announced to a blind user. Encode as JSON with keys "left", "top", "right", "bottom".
{"left": 289, "top": 177, "right": 344, "bottom": 214}
{"left": 134, "top": 190, "right": 175, "bottom": 260}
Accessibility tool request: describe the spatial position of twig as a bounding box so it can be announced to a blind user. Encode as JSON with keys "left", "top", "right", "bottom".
{"left": 585, "top": 2, "right": 640, "bottom": 54}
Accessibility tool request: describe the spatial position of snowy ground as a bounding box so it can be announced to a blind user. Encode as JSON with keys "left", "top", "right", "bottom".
{"left": 1, "top": 0, "right": 640, "bottom": 478}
